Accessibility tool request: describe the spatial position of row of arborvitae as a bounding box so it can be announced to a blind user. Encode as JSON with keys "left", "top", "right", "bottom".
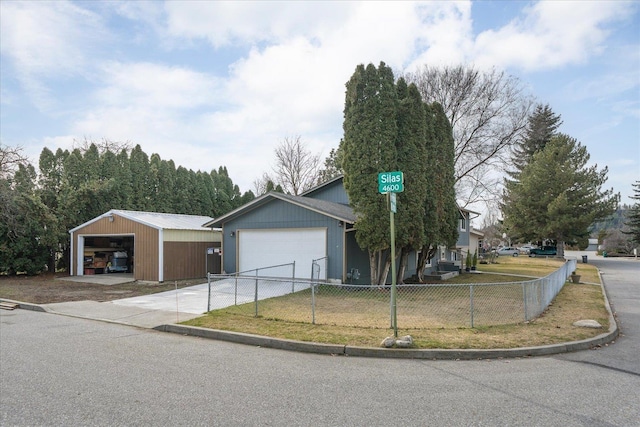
{"left": 465, "top": 251, "right": 478, "bottom": 272}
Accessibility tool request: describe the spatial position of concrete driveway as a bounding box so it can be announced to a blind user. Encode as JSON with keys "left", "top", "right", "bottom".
{"left": 110, "top": 277, "right": 312, "bottom": 314}
{"left": 56, "top": 273, "right": 134, "bottom": 285}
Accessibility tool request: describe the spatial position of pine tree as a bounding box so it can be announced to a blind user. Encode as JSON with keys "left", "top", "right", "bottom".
{"left": 318, "top": 146, "right": 344, "bottom": 183}
{"left": 510, "top": 104, "right": 562, "bottom": 177}
{"left": 502, "top": 133, "right": 619, "bottom": 254}
{"left": 623, "top": 181, "right": 640, "bottom": 246}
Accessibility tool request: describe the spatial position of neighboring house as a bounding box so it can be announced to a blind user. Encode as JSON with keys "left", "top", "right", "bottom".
{"left": 464, "top": 227, "right": 484, "bottom": 259}
{"left": 204, "top": 176, "right": 474, "bottom": 284}
{"left": 70, "top": 210, "right": 222, "bottom": 282}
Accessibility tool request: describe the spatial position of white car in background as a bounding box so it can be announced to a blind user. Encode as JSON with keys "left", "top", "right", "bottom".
{"left": 496, "top": 247, "right": 520, "bottom": 257}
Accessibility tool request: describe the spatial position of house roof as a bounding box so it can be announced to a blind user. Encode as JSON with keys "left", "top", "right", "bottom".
{"left": 203, "top": 191, "right": 356, "bottom": 228}
{"left": 300, "top": 175, "right": 344, "bottom": 196}
{"left": 471, "top": 228, "right": 485, "bottom": 237}
{"left": 70, "top": 209, "right": 217, "bottom": 233}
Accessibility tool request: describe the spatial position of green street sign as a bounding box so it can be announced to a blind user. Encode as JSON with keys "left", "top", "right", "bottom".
{"left": 378, "top": 171, "right": 404, "bottom": 193}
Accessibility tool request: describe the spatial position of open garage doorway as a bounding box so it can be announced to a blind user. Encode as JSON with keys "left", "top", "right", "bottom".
{"left": 78, "top": 235, "right": 134, "bottom": 277}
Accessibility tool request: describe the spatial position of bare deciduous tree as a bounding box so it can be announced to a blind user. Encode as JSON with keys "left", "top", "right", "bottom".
{"left": 252, "top": 172, "right": 281, "bottom": 196}
{"left": 0, "top": 143, "right": 30, "bottom": 179}
{"left": 73, "top": 137, "right": 133, "bottom": 154}
{"left": 406, "top": 65, "right": 534, "bottom": 208}
{"left": 272, "top": 136, "right": 321, "bottom": 195}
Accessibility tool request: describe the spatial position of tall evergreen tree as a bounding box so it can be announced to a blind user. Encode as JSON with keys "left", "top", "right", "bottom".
{"left": 342, "top": 62, "right": 398, "bottom": 285}
{"left": 0, "top": 164, "right": 53, "bottom": 275}
{"left": 115, "top": 149, "right": 132, "bottom": 209}
{"left": 37, "top": 148, "right": 68, "bottom": 271}
{"left": 394, "top": 78, "right": 429, "bottom": 282}
{"left": 173, "top": 166, "right": 193, "bottom": 214}
{"left": 502, "top": 133, "right": 619, "bottom": 255}
{"left": 129, "top": 145, "right": 151, "bottom": 211}
{"left": 415, "top": 102, "right": 459, "bottom": 281}
{"left": 431, "top": 102, "right": 460, "bottom": 249}
{"left": 154, "top": 157, "right": 176, "bottom": 213}
{"left": 509, "top": 104, "right": 562, "bottom": 177}
{"left": 624, "top": 181, "right": 640, "bottom": 247}
{"left": 318, "top": 146, "right": 343, "bottom": 183}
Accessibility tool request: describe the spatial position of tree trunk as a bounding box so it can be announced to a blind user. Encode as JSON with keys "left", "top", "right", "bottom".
{"left": 378, "top": 253, "right": 391, "bottom": 287}
{"left": 397, "top": 247, "right": 409, "bottom": 284}
{"left": 368, "top": 251, "right": 379, "bottom": 286}
{"left": 416, "top": 244, "right": 436, "bottom": 282}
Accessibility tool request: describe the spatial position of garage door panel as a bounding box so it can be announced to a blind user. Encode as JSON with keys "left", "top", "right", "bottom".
{"left": 238, "top": 228, "right": 327, "bottom": 279}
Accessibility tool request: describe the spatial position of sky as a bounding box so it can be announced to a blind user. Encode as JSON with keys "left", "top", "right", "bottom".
{"left": 1, "top": 1, "right": 639, "bottom": 222}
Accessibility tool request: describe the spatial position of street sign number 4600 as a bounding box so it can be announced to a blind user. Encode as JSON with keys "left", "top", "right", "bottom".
{"left": 378, "top": 171, "right": 404, "bottom": 193}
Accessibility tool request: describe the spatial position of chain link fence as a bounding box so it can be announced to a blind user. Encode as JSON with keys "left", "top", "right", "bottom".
{"left": 207, "top": 259, "right": 577, "bottom": 329}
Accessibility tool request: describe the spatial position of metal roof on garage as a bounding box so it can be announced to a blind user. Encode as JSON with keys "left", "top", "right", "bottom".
{"left": 70, "top": 209, "right": 217, "bottom": 233}
{"left": 203, "top": 192, "right": 356, "bottom": 228}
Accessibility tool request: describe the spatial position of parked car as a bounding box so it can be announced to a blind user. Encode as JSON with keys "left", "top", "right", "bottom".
{"left": 496, "top": 247, "right": 519, "bottom": 257}
{"left": 529, "top": 246, "right": 557, "bottom": 257}
{"left": 518, "top": 245, "right": 537, "bottom": 254}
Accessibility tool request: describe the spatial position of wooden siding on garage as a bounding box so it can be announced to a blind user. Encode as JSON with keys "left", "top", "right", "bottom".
{"left": 164, "top": 241, "right": 221, "bottom": 281}
{"left": 72, "top": 215, "right": 160, "bottom": 282}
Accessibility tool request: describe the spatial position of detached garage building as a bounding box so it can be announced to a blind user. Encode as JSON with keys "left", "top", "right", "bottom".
{"left": 70, "top": 210, "right": 221, "bottom": 282}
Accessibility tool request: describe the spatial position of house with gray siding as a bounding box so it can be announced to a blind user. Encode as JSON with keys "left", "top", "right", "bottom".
{"left": 204, "top": 176, "right": 473, "bottom": 283}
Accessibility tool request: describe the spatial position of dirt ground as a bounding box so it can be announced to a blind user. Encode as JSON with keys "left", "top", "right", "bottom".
{"left": 0, "top": 273, "right": 205, "bottom": 304}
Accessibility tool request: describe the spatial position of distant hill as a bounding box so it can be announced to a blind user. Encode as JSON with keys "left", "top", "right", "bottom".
{"left": 590, "top": 205, "right": 630, "bottom": 234}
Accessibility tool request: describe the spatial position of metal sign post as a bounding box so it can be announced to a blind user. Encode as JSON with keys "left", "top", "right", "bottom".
{"left": 378, "top": 172, "right": 403, "bottom": 338}
{"left": 389, "top": 192, "right": 397, "bottom": 337}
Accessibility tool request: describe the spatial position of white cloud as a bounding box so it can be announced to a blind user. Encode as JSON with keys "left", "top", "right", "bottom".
{"left": 94, "top": 62, "right": 222, "bottom": 110}
{"left": 406, "top": 2, "right": 474, "bottom": 69}
{"left": 472, "top": 1, "right": 634, "bottom": 71}
{"left": 163, "top": 1, "right": 356, "bottom": 47}
{"left": 0, "top": 1, "right": 107, "bottom": 109}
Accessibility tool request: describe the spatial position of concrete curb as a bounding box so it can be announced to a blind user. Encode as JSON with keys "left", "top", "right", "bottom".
{"left": 3, "top": 272, "right": 619, "bottom": 360}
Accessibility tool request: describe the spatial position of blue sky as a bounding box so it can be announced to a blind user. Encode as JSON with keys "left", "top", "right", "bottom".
{"left": 1, "top": 1, "right": 638, "bottom": 220}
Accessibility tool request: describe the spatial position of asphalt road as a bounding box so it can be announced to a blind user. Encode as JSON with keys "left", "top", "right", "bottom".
{"left": 1, "top": 254, "right": 639, "bottom": 426}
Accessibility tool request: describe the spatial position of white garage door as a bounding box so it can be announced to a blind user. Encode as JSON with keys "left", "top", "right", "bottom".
{"left": 238, "top": 228, "right": 327, "bottom": 279}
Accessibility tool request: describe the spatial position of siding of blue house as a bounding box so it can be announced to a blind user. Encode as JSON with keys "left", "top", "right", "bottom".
{"left": 303, "top": 178, "right": 350, "bottom": 205}
{"left": 221, "top": 198, "right": 346, "bottom": 279}
{"left": 456, "top": 212, "right": 470, "bottom": 248}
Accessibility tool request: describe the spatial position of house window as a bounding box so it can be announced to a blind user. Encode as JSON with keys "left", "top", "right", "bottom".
{"left": 459, "top": 216, "right": 467, "bottom": 232}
